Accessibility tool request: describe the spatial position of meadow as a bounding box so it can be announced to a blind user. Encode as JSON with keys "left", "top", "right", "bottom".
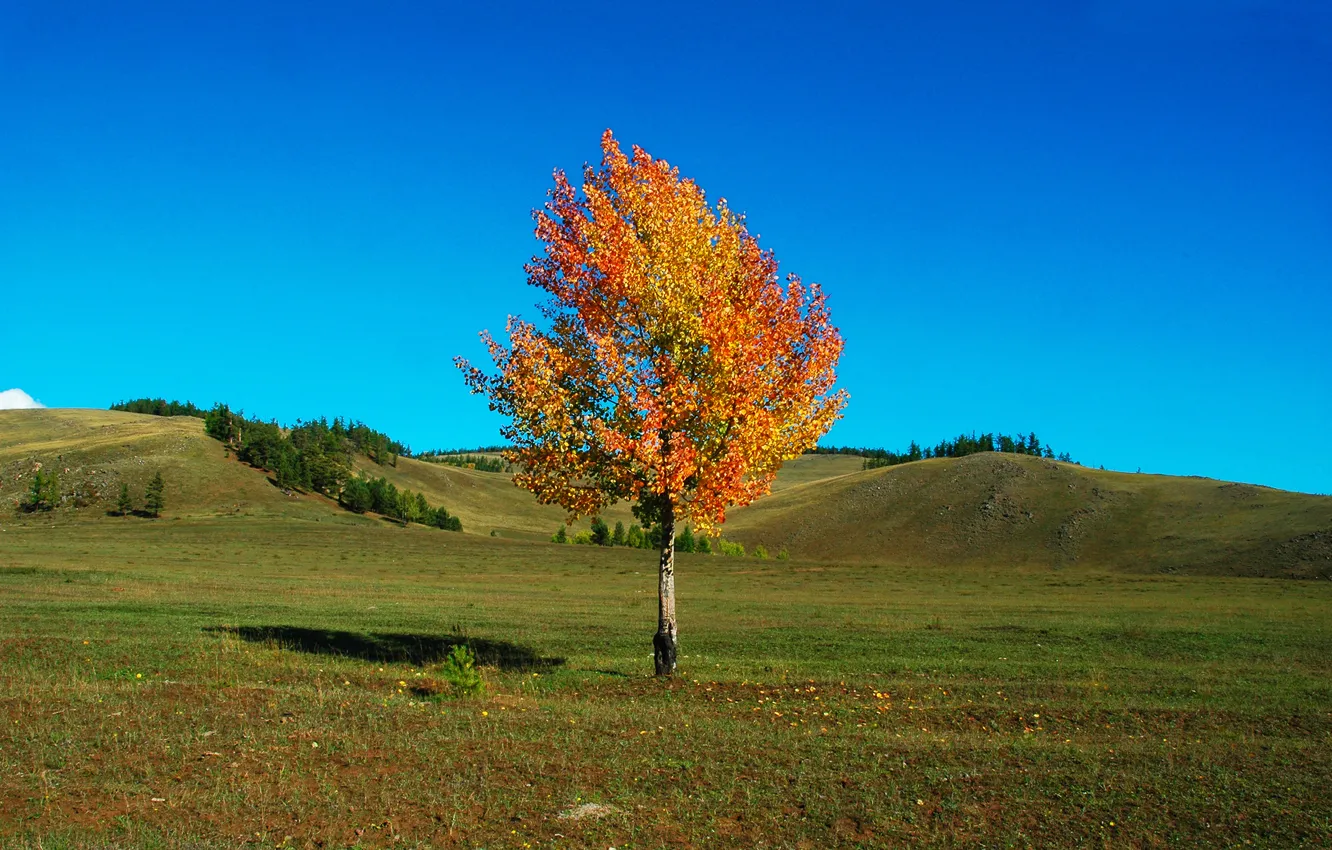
{"left": 2, "top": 516, "right": 1330, "bottom": 848}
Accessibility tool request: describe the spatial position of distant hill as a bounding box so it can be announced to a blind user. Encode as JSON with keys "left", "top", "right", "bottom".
{"left": 4, "top": 409, "right": 1329, "bottom": 577}
{"left": 723, "top": 452, "right": 1332, "bottom": 578}
{"left": 0, "top": 409, "right": 623, "bottom": 539}
{"left": 0, "top": 408, "right": 361, "bottom": 525}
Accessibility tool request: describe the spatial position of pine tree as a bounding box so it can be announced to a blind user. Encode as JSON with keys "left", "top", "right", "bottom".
{"left": 611, "top": 521, "right": 626, "bottom": 547}
{"left": 590, "top": 516, "right": 611, "bottom": 546}
{"left": 116, "top": 482, "right": 133, "bottom": 516}
{"left": 24, "top": 469, "right": 59, "bottom": 512}
{"left": 552, "top": 525, "right": 569, "bottom": 544}
{"left": 341, "top": 478, "right": 372, "bottom": 513}
{"left": 143, "top": 471, "right": 165, "bottom": 518}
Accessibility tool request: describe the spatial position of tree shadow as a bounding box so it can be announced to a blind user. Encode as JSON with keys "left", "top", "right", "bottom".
{"left": 204, "top": 625, "right": 564, "bottom": 671}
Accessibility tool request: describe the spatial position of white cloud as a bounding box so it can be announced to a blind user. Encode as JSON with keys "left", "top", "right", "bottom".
{"left": 0, "top": 389, "right": 45, "bottom": 410}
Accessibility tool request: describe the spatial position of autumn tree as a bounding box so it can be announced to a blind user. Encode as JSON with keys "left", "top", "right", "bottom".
{"left": 457, "top": 131, "right": 846, "bottom": 675}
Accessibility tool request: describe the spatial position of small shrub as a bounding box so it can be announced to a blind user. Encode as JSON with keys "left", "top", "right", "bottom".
{"left": 777, "top": 547, "right": 790, "bottom": 561}
{"left": 754, "top": 544, "right": 769, "bottom": 560}
{"left": 572, "top": 530, "right": 594, "bottom": 545}
{"left": 676, "top": 526, "right": 696, "bottom": 553}
{"left": 718, "top": 539, "right": 745, "bottom": 557}
{"left": 625, "top": 524, "right": 645, "bottom": 548}
{"left": 439, "top": 645, "right": 485, "bottom": 696}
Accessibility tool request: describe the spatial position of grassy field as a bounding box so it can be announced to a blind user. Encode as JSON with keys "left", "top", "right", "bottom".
{"left": 2, "top": 518, "right": 1330, "bottom": 848}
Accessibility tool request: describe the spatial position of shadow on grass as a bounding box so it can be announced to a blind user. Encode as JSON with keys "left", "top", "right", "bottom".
{"left": 205, "top": 625, "right": 564, "bottom": 671}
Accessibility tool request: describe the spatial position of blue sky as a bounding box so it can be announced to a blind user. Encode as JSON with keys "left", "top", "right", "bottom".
{"left": 1, "top": 1, "right": 1328, "bottom": 494}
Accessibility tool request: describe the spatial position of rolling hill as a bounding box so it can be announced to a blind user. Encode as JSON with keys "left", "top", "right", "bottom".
{"left": 0, "top": 408, "right": 351, "bottom": 524}
{"left": 724, "top": 451, "right": 1332, "bottom": 578}
{"left": 3, "top": 408, "right": 1329, "bottom": 577}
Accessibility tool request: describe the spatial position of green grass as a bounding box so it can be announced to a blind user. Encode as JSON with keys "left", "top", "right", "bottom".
{"left": 2, "top": 519, "right": 1330, "bottom": 848}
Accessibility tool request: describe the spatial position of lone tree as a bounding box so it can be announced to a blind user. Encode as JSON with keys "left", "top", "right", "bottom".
{"left": 116, "top": 482, "right": 133, "bottom": 516}
{"left": 457, "top": 131, "right": 846, "bottom": 675}
{"left": 23, "top": 469, "right": 59, "bottom": 512}
{"left": 143, "top": 471, "right": 165, "bottom": 518}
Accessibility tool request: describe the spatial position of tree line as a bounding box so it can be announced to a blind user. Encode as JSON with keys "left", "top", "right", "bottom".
{"left": 340, "top": 476, "right": 462, "bottom": 530}
{"left": 806, "top": 431, "right": 1076, "bottom": 470}
{"left": 199, "top": 403, "right": 459, "bottom": 531}
{"left": 551, "top": 518, "right": 781, "bottom": 558}
{"left": 417, "top": 452, "right": 507, "bottom": 473}
{"left": 111, "top": 398, "right": 206, "bottom": 418}
{"left": 113, "top": 397, "right": 414, "bottom": 461}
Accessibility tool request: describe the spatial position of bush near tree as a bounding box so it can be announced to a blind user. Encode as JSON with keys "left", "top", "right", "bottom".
{"left": 676, "top": 526, "right": 696, "bottom": 553}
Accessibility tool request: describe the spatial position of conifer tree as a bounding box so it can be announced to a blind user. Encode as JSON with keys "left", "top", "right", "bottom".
{"left": 590, "top": 516, "right": 611, "bottom": 546}
{"left": 341, "top": 478, "right": 372, "bottom": 513}
{"left": 143, "top": 471, "right": 165, "bottom": 518}
{"left": 116, "top": 482, "right": 133, "bottom": 516}
{"left": 23, "top": 469, "right": 59, "bottom": 512}
{"left": 611, "top": 521, "right": 626, "bottom": 547}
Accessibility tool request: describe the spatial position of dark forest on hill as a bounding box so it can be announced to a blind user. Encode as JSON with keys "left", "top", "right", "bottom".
{"left": 109, "top": 398, "right": 459, "bottom": 530}
{"left": 111, "top": 397, "right": 207, "bottom": 418}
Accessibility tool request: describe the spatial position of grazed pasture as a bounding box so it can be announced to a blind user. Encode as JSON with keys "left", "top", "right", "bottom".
{"left": 2, "top": 519, "right": 1329, "bottom": 848}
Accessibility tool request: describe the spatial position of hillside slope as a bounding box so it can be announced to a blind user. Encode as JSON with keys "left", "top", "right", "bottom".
{"left": 724, "top": 452, "right": 1332, "bottom": 577}
{"left": 0, "top": 410, "right": 629, "bottom": 539}
{"left": 6, "top": 409, "right": 1329, "bottom": 576}
{"left": 348, "top": 454, "right": 640, "bottom": 540}
{"left": 0, "top": 408, "right": 362, "bottom": 524}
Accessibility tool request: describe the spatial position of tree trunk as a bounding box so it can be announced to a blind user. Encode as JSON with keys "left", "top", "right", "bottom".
{"left": 653, "top": 504, "right": 678, "bottom": 676}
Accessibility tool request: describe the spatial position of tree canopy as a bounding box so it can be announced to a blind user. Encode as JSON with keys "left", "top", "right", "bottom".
{"left": 458, "top": 131, "right": 846, "bottom": 674}
{"left": 457, "top": 130, "right": 847, "bottom": 535}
